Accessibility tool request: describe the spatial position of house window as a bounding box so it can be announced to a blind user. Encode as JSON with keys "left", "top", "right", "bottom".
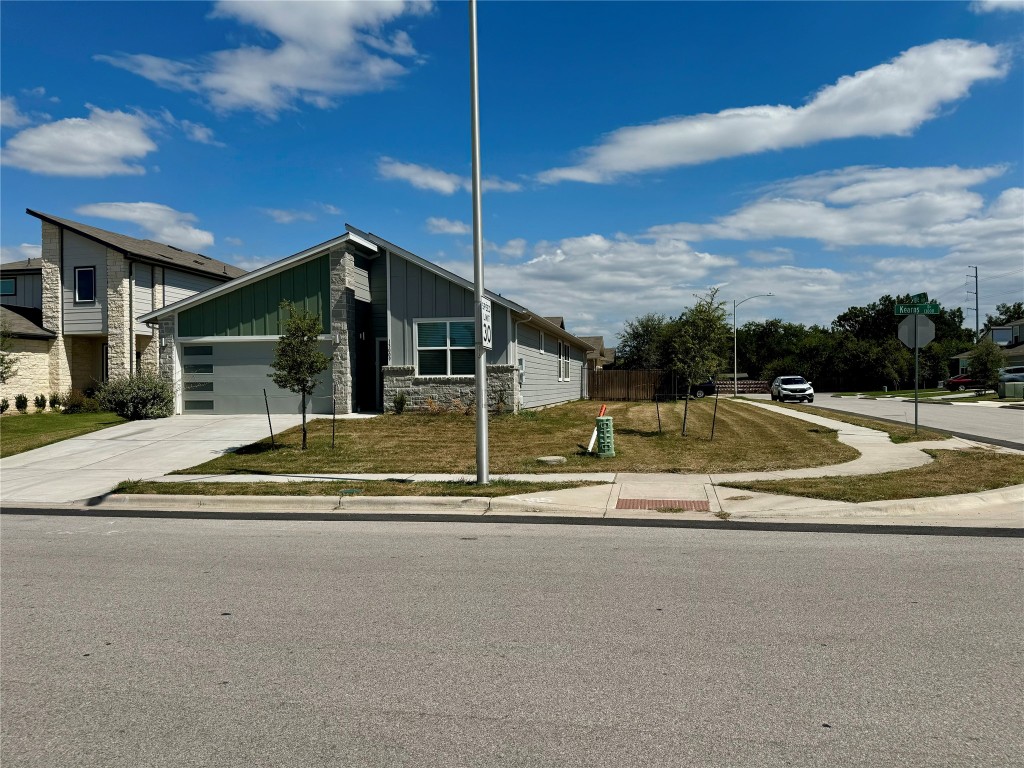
{"left": 415, "top": 319, "right": 475, "bottom": 376}
{"left": 557, "top": 340, "right": 570, "bottom": 381}
{"left": 74, "top": 267, "right": 96, "bottom": 302}
{"left": 0, "top": 278, "right": 14, "bottom": 296}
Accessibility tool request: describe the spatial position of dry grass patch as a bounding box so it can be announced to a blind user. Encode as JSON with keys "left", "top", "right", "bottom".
{"left": 766, "top": 401, "right": 948, "bottom": 443}
{"left": 721, "top": 449, "right": 1024, "bottom": 503}
{"left": 178, "top": 399, "right": 859, "bottom": 476}
{"left": 116, "top": 479, "right": 600, "bottom": 498}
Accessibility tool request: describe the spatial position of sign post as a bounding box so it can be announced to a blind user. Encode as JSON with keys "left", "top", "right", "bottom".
{"left": 897, "top": 314, "right": 936, "bottom": 433}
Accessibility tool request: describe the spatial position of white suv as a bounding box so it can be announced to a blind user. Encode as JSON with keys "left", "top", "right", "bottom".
{"left": 771, "top": 376, "right": 814, "bottom": 403}
{"left": 998, "top": 366, "right": 1024, "bottom": 383}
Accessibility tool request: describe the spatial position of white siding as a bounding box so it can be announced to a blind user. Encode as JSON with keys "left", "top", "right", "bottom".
{"left": 517, "top": 323, "right": 587, "bottom": 409}
{"left": 133, "top": 263, "right": 153, "bottom": 334}
{"left": 62, "top": 232, "right": 106, "bottom": 334}
{"left": 164, "top": 268, "right": 220, "bottom": 306}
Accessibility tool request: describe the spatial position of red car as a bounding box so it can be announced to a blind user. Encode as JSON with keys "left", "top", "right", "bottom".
{"left": 944, "top": 374, "right": 985, "bottom": 392}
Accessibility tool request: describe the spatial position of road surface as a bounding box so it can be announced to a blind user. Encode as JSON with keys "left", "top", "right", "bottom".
{"left": 3, "top": 516, "right": 1021, "bottom": 767}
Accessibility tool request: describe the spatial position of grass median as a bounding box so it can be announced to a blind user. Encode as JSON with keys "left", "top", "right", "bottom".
{"left": 0, "top": 412, "right": 125, "bottom": 458}
{"left": 175, "top": 399, "right": 860, "bottom": 476}
{"left": 116, "top": 479, "right": 602, "bottom": 497}
{"left": 720, "top": 449, "right": 1024, "bottom": 503}
{"left": 764, "top": 401, "right": 948, "bottom": 443}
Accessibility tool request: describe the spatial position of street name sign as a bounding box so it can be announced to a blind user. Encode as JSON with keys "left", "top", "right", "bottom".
{"left": 910, "top": 292, "right": 928, "bottom": 303}
{"left": 895, "top": 303, "right": 940, "bottom": 315}
{"left": 898, "top": 315, "right": 935, "bottom": 349}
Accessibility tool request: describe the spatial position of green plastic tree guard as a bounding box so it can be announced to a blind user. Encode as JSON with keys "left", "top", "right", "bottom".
{"left": 596, "top": 415, "right": 615, "bottom": 458}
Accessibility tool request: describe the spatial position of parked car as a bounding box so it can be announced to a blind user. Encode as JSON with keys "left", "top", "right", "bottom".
{"left": 945, "top": 373, "right": 985, "bottom": 392}
{"left": 770, "top": 376, "right": 814, "bottom": 402}
{"left": 998, "top": 366, "right": 1024, "bottom": 383}
{"left": 689, "top": 379, "right": 716, "bottom": 399}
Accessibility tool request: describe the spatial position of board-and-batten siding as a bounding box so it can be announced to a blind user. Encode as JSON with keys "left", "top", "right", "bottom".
{"left": 133, "top": 263, "right": 153, "bottom": 335}
{"left": 387, "top": 254, "right": 509, "bottom": 366}
{"left": 1, "top": 273, "right": 42, "bottom": 309}
{"left": 176, "top": 254, "right": 328, "bottom": 337}
{"left": 368, "top": 256, "right": 387, "bottom": 340}
{"left": 62, "top": 231, "right": 106, "bottom": 334}
{"left": 164, "top": 268, "right": 222, "bottom": 307}
{"left": 517, "top": 323, "right": 587, "bottom": 409}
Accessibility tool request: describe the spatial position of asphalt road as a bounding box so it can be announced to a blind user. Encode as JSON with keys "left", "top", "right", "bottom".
{"left": 3, "top": 517, "right": 1022, "bottom": 768}
{"left": 748, "top": 393, "right": 1024, "bottom": 448}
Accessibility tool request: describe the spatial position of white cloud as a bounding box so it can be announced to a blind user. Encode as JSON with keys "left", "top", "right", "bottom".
{"left": 0, "top": 243, "right": 42, "bottom": 263}
{"left": 378, "top": 156, "right": 521, "bottom": 195}
{"left": 97, "top": 1, "right": 431, "bottom": 117}
{"left": 1, "top": 96, "right": 32, "bottom": 128}
{"left": 1, "top": 106, "right": 157, "bottom": 177}
{"left": 224, "top": 237, "right": 244, "bottom": 247}
{"left": 158, "top": 108, "right": 224, "bottom": 146}
{"left": 539, "top": 39, "right": 1009, "bottom": 183}
{"left": 746, "top": 248, "right": 795, "bottom": 264}
{"left": 261, "top": 208, "right": 316, "bottom": 224}
{"left": 489, "top": 238, "right": 527, "bottom": 259}
{"left": 970, "top": 0, "right": 1024, "bottom": 12}
{"left": 75, "top": 202, "right": 214, "bottom": 251}
{"left": 318, "top": 202, "right": 342, "bottom": 216}
{"left": 426, "top": 217, "right": 471, "bottom": 235}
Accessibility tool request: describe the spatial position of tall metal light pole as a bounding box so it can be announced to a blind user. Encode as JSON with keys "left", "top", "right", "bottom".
{"left": 733, "top": 293, "right": 773, "bottom": 397}
{"left": 469, "top": 0, "right": 489, "bottom": 484}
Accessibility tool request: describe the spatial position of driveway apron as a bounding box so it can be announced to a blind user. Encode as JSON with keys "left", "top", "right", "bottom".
{"left": 1, "top": 415, "right": 302, "bottom": 503}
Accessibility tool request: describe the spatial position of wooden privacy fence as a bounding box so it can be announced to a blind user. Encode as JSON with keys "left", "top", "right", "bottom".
{"left": 587, "top": 369, "right": 769, "bottom": 400}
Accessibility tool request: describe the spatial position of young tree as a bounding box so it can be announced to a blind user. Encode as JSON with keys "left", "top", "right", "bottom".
{"left": 270, "top": 301, "right": 331, "bottom": 450}
{"left": 967, "top": 337, "right": 1004, "bottom": 392}
{"left": 664, "top": 288, "right": 730, "bottom": 434}
{"left": 0, "top": 316, "right": 18, "bottom": 385}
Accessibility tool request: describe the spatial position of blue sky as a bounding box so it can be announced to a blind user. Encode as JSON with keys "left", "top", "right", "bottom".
{"left": 2, "top": 0, "right": 1022, "bottom": 342}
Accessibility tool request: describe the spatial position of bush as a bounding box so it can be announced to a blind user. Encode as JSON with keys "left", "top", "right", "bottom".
{"left": 97, "top": 372, "right": 174, "bottom": 421}
{"left": 392, "top": 391, "right": 407, "bottom": 415}
{"left": 15, "top": 393, "right": 28, "bottom": 413}
{"left": 48, "top": 392, "right": 63, "bottom": 411}
{"left": 0, "top": 398, "right": 8, "bottom": 414}
{"left": 62, "top": 388, "right": 101, "bottom": 415}
{"left": 33, "top": 393, "right": 47, "bottom": 411}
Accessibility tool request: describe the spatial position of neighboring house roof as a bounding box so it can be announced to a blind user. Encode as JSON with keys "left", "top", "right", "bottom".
{"left": 1, "top": 304, "right": 56, "bottom": 339}
{"left": 26, "top": 209, "right": 246, "bottom": 281}
{"left": 544, "top": 316, "right": 565, "bottom": 329}
{"left": 0, "top": 258, "right": 42, "bottom": 274}
{"left": 580, "top": 335, "right": 616, "bottom": 365}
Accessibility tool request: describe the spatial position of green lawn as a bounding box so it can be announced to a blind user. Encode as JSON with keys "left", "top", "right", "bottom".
{"left": 0, "top": 412, "right": 125, "bottom": 458}
{"left": 116, "top": 479, "right": 601, "bottom": 497}
{"left": 177, "top": 399, "right": 860, "bottom": 476}
{"left": 831, "top": 388, "right": 953, "bottom": 399}
{"left": 721, "top": 449, "right": 1024, "bottom": 503}
{"left": 766, "top": 402, "right": 948, "bottom": 443}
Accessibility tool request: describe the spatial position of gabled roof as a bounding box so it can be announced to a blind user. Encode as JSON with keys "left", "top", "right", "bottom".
{"left": 1, "top": 305, "right": 55, "bottom": 339}
{"left": 26, "top": 209, "right": 246, "bottom": 280}
{"left": 0, "top": 258, "right": 41, "bottom": 274}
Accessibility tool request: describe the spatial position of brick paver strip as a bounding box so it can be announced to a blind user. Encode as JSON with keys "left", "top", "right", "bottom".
{"left": 616, "top": 499, "right": 711, "bottom": 511}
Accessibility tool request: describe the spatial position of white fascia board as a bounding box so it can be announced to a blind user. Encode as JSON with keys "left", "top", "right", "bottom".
{"left": 138, "top": 232, "right": 376, "bottom": 322}
{"left": 511, "top": 311, "right": 595, "bottom": 352}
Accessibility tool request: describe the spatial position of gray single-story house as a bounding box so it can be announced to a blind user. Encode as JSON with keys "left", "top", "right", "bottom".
{"left": 139, "top": 225, "right": 593, "bottom": 415}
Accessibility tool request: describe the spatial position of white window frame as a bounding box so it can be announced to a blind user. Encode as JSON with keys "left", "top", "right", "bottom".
{"left": 413, "top": 317, "right": 475, "bottom": 377}
{"left": 557, "top": 340, "right": 572, "bottom": 382}
{"left": 74, "top": 266, "right": 96, "bottom": 303}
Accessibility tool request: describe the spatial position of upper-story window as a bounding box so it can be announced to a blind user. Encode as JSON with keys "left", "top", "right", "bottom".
{"left": 0, "top": 278, "right": 14, "bottom": 296}
{"left": 74, "top": 267, "right": 96, "bottom": 302}
{"left": 415, "top": 319, "right": 475, "bottom": 376}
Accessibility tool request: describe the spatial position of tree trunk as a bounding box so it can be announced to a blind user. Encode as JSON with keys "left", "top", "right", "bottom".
{"left": 301, "top": 392, "right": 308, "bottom": 450}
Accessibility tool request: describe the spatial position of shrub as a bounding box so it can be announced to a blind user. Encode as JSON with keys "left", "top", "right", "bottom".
{"left": 34, "top": 393, "right": 47, "bottom": 411}
{"left": 0, "top": 398, "right": 8, "bottom": 414}
{"left": 62, "top": 388, "right": 101, "bottom": 415}
{"left": 97, "top": 372, "right": 174, "bottom": 421}
{"left": 392, "top": 391, "right": 407, "bottom": 415}
{"left": 15, "top": 393, "right": 28, "bottom": 413}
{"left": 48, "top": 392, "right": 63, "bottom": 411}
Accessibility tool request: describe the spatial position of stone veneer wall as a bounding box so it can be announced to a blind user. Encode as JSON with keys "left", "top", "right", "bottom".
{"left": 40, "top": 221, "right": 70, "bottom": 393}
{"left": 0, "top": 339, "right": 52, "bottom": 406}
{"left": 382, "top": 364, "right": 519, "bottom": 414}
{"left": 329, "top": 247, "right": 357, "bottom": 415}
{"left": 105, "top": 249, "right": 131, "bottom": 378}
{"left": 157, "top": 317, "right": 176, "bottom": 382}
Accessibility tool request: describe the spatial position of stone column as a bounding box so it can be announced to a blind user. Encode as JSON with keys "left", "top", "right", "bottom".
{"left": 329, "top": 246, "right": 356, "bottom": 414}
{"left": 105, "top": 250, "right": 131, "bottom": 379}
{"left": 158, "top": 317, "right": 176, "bottom": 382}
{"left": 40, "top": 221, "right": 70, "bottom": 394}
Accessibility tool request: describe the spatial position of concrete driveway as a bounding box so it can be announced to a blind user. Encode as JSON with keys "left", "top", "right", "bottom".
{"left": 1, "top": 414, "right": 303, "bottom": 504}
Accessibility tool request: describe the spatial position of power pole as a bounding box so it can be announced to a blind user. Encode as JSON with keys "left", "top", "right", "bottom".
{"left": 967, "top": 265, "right": 979, "bottom": 341}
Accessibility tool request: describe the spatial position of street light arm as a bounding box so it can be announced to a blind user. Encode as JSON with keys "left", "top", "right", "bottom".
{"left": 733, "top": 292, "right": 774, "bottom": 398}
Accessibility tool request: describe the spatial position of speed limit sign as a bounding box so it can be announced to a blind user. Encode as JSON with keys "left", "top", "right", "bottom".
{"left": 479, "top": 297, "right": 492, "bottom": 351}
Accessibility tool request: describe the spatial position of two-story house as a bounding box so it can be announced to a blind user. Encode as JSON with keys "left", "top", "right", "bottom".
{"left": 0, "top": 210, "right": 244, "bottom": 404}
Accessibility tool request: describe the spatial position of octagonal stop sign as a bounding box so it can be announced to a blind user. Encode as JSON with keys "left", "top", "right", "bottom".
{"left": 898, "top": 314, "right": 935, "bottom": 349}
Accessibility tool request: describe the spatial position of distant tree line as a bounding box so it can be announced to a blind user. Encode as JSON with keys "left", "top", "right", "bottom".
{"left": 613, "top": 293, "right": 1012, "bottom": 392}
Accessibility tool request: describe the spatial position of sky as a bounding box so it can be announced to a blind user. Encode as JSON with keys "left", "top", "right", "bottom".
{"left": 2, "top": 0, "right": 1023, "bottom": 344}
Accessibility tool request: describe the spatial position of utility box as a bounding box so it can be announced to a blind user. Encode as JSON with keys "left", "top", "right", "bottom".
{"left": 596, "top": 415, "right": 615, "bottom": 458}
{"left": 998, "top": 381, "right": 1024, "bottom": 399}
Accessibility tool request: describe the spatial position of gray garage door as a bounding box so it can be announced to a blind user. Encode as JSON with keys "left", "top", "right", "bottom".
{"left": 181, "top": 341, "right": 333, "bottom": 415}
